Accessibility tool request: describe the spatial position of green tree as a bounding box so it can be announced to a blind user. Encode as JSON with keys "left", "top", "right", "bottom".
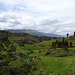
{"left": 52, "top": 42, "right": 54, "bottom": 47}
{"left": 62, "top": 37, "right": 65, "bottom": 43}
{"left": 67, "top": 33, "right": 69, "bottom": 38}
{"left": 70, "top": 42, "right": 72, "bottom": 47}
{"left": 74, "top": 31, "right": 75, "bottom": 36}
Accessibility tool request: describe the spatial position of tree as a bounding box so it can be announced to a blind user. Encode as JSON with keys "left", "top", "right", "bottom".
{"left": 62, "top": 37, "right": 65, "bottom": 43}
{"left": 74, "top": 31, "right": 75, "bottom": 36}
{"left": 56, "top": 40, "right": 58, "bottom": 43}
{"left": 70, "top": 42, "right": 72, "bottom": 47}
{"left": 65, "top": 41, "right": 68, "bottom": 47}
{"left": 67, "top": 33, "right": 69, "bottom": 38}
{"left": 52, "top": 42, "right": 55, "bottom": 48}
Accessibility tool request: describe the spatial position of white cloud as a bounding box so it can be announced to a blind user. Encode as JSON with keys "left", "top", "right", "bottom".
{"left": 0, "top": 11, "right": 75, "bottom": 35}
{"left": 0, "top": 0, "right": 75, "bottom": 35}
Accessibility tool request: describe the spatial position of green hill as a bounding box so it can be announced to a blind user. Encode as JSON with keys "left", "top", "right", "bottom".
{"left": 0, "top": 30, "right": 75, "bottom": 75}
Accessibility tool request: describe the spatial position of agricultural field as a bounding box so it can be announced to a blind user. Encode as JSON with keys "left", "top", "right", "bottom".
{"left": 10, "top": 37, "right": 75, "bottom": 75}
{"left": 0, "top": 30, "right": 75, "bottom": 75}
{"left": 15, "top": 41, "right": 75, "bottom": 75}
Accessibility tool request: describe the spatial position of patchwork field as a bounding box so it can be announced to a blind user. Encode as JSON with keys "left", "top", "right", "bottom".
{"left": 0, "top": 31, "right": 75, "bottom": 75}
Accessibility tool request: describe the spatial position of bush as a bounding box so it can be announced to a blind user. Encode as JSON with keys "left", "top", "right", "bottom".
{"left": 30, "top": 50, "right": 34, "bottom": 53}
{"left": 55, "top": 53, "right": 72, "bottom": 57}
{"left": 0, "top": 60, "right": 9, "bottom": 68}
{"left": 45, "top": 51, "right": 50, "bottom": 55}
{"left": 9, "top": 63, "right": 32, "bottom": 75}
{"left": 18, "top": 52, "right": 24, "bottom": 58}
{"left": 0, "top": 53, "right": 3, "bottom": 60}
{"left": 0, "top": 66, "right": 10, "bottom": 75}
{"left": 39, "top": 50, "right": 41, "bottom": 53}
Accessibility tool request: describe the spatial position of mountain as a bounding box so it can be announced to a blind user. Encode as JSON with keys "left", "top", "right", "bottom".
{"left": 0, "top": 30, "right": 57, "bottom": 45}
{"left": 5, "top": 29, "right": 61, "bottom": 37}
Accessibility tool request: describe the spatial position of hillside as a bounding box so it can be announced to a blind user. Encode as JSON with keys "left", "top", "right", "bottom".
{"left": 0, "top": 30, "right": 57, "bottom": 45}
{"left": 0, "top": 30, "right": 75, "bottom": 75}
{"left": 5, "top": 29, "right": 61, "bottom": 37}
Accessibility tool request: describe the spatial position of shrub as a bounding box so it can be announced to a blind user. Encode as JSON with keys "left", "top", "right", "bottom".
{"left": 39, "top": 50, "right": 41, "bottom": 53}
{"left": 0, "top": 66, "right": 10, "bottom": 75}
{"left": 30, "top": 50, "right": 34, "bottom": 53}
{"left": 55, "top": 53, "right": 72, "bottom": 57}
{"left": 0, "top": 53, "right": 3, "bottom": 60}
{"left": 70, "top": 42, "right": 72, "bottom": 47}
{"left": 45, "top": 51, "right": 50, "bottom": 55}
{"left": 9, "top": 63, "right": 32, "bottom": 75}
{"left": 0, "top": 60, "right": 9, "bottom": 67}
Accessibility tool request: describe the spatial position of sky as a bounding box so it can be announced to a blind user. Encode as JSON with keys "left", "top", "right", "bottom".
{"left": 0, "top": 0, "right": 75, "bottom": 35}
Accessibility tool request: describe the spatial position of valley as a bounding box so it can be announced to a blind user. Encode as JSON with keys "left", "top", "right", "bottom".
{"left": 0, "top": 30, "right": 75, "bottom": 75}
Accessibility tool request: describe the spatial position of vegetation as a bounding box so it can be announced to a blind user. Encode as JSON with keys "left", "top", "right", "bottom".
{"left": 0, "top": 30, "right": 75, "bottom": 75}
{"left": 67, "top": 33, "right": 69, "bottom": 38}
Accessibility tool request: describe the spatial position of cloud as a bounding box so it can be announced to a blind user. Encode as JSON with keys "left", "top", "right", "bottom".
{"left": 0, "top": 12, "right": 34, "bottom": 29}
{"left": 0, "top": 0, "right": 75, "bottom": 35}
{"left": 0, "top": 11, "right": 75, "bottom": 35}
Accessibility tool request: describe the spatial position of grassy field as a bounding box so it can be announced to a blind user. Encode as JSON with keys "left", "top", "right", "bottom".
{"left": 14, "top": 37, "right": 75, "bottom": 75}
{"left": 16, "top": 47, "right": 75, "bottom": 75}
{"left": 32, "top": 56, "right": 75, "bottom": 75}
{"left": 1, "top": 33, "right": 75, "bottom": 75}
{"left": 0, "top": 30, "right": 75, "bottom": 75}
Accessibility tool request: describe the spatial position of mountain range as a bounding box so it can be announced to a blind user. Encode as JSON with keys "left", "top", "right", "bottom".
{"left": 5, "top": 29, "right": 62, "bottom": 37}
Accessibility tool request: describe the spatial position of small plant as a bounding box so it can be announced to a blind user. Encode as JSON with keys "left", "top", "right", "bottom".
{"left": 30, "top": 50, "right": 34, "bottom": 53}
{"left": 70, "top": 42, "right": 72, "bottom": 47}
{"left": 63, "top": 47, "right": 69, "bottom": 52}
{"left": 2, "top": 44, "right": 16, "bottom": 52}
{"left": 55, "top": 53, "right": 72, "bottom": 57}
{"left": 45, "top": 51, "right": 50, "bottom": 55}
{"left": 0, "top": 53, "right": 3, "bottom": 60}
{"left": 39, "top": 50, "right": 41, "bottom": 53}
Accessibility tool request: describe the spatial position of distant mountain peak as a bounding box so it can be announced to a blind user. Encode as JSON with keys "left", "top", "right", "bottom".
{"left": 5, "top": 29, "right": 61, "bottom": 37}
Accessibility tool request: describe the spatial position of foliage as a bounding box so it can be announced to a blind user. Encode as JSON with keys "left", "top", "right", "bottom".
{"left": 67, "top": 33, "right": 69, "bottom": 38}
{"left": 0, "top": 30, "right": 75, "bottom": 75}
{"left": 70, "top": 42, "right": 72, "bottom": 47}
{"left": 55, "top": 53, "right": 72, "bottom": 57}
{"left": 74, "top": 31, "right": 75, "bottom": 36}
{"left": 52, "top": 39, "right": 69, "bottom": 48}
{"left": 45, "top": 51, "right": 50, "bottom": 55}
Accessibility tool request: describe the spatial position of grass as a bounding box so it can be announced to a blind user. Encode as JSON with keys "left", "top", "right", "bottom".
{"left": 24, "top": 44, "right": 38, "bottom": 50}
{"left": 31, "top": 56, "right": 75, "bottom": 75}
{"left": 1, "top": 30, "right": 75, "bottom": 75}
{"left": 8, "top": 37, "right": 24, "bottom": 43}
{"left": 17, "top": 45, "right": 74, "bottom": 75}
{"left": 8, "top": 37, "right": 75, "bottom": 75}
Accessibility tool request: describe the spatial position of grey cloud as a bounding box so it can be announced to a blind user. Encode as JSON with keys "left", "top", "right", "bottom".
{"left": 9, "top": 20, "right": 21, "bottom": 25}
{"left": 8, "top": 21, "right": 21, "bottom": 27}
{"left": 39, "top": 19, "right": 60, "bottom": 26}
{"left": 0, "top": 12, "right": 75, "bottom": 35}
{"left": 0, "top": 16, "right": 7, "bottom": 22}
{"left": 0, "top": 12, "right": 22, "bottom": 28}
